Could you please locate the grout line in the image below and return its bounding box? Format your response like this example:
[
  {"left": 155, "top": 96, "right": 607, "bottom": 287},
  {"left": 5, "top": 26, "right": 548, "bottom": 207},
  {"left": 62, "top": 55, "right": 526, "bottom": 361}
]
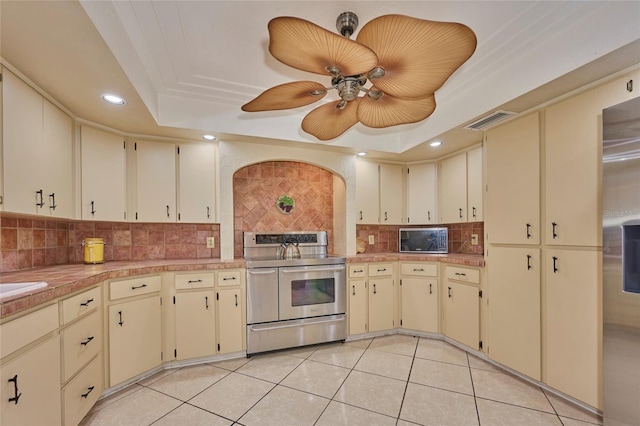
[
  {"left": 395, "top": 336, "right": 421, "bottom": 423},
  {"left": 467, "top": 351, "right": 482, "bottom": 425}
]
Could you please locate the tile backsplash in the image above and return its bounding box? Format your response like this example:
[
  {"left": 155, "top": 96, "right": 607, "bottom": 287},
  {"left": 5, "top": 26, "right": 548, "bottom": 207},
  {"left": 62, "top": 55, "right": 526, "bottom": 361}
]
[
  {"left": 0, "top": 214, "right": 219, "bottom": 272},
  {"left": 356, "top": 222, "right": 484, "bottom": 255}
]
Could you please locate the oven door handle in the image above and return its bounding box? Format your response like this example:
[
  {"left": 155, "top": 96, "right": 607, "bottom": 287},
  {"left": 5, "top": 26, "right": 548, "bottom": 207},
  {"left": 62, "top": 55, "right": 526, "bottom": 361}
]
[
  {"left": 280, "top": 265, "right": 345, "bottom": 274},
  {"left": 248, "top": 316, "right": 345, "bottom": 331}
]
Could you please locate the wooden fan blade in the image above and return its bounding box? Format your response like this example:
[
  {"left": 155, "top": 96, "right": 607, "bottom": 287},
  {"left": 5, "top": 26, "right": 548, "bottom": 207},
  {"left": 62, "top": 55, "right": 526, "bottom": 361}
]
[
  {"left": 268, "top": 17, "right": 378, "bottom": 77},
  {"left": 357, "top": 15, "right": 476, "bottom": 99},
  {"left": 302, "top": 100, "right": 360, "bottom": 140},
  {"left": 358, "top": 90, "right": 436, "bottom": 128},
  {"left": 241, "top": 81, "right": 327, "bottom": 112}
]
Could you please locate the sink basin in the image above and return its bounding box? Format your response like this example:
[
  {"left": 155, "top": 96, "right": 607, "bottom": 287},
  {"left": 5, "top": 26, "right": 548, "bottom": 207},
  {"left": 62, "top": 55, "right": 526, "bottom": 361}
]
[{"left": 0, "top": 282, "right": 48, "bottom": 300}]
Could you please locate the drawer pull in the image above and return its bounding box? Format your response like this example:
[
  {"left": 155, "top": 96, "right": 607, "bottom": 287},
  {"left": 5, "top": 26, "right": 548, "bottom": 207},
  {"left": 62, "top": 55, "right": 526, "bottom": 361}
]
[
  {"left": 81, "top": 336, "right": 95, "bottom": 346},
  {"left": 80, "top": 298, "right": 94, "bottom": 307},
  {"left": 377, "top": 268, "right": 386, "bottom": 272},
  {"left": 354, "top": 269, "right": 363, "bottom": 273},
  {"left": 454, "top": 272, "right": 467, "bottom": 277},
  {"left": 223, "top": 277, "right": 237, "bottom": 281},
  {"left": 118, "top": 311, "right": 124, "bottom": 327},
  {"left": 81, "top": 386, "right": 95, "bottom": 399},
  {"left": 205, "top": 296, "right": 209, "bottom": 310},
  {"left": 7, "top": 375, "right": 22, "bottom": 405},
  {"left": 131, "top": 284, "right": 148, "bottom": 290},
  {"left": 188, "top": 279, "right": 203, "bottom": 284},
  {"left": 413, "top": 268, "right": 424, "bottom": 272}
]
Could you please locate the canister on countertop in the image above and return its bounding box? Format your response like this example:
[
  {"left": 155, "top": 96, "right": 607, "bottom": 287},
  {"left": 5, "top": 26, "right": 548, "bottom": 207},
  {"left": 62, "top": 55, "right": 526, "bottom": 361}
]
[{"left": 82, "top": 238, "right": 105, "bottom": 264}]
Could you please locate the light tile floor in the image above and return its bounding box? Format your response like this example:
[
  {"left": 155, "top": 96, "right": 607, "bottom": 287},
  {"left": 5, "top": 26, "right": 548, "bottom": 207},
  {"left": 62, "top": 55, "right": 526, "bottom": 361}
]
[{"left": 80, "top": 335, "right": 603, "bottom": 426}]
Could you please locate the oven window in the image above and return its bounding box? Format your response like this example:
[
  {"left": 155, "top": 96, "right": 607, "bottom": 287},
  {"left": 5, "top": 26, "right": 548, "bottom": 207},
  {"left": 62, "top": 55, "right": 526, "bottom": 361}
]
[{"left": 291, "top": 278, "right": 335, "bottom": 306}]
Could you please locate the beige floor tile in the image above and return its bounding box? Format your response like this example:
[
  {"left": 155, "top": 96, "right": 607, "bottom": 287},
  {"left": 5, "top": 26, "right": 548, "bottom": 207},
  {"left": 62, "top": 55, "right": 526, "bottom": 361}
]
[
  {"left": 236, "top": 352, "right": 303, "bottom": 383},
  {"left": 345, "top": 337, "right": 373, "bottom": 349},
  {"left": 137, "top": 369, "right": 178, "bottom": 386},
  {"left": 400, "top": 382, "right": 479, "bottom": 425},
  {"left": 146, "top": 364, "right": 229, "bottom": 401},
  {"left": 334, "top": 370, "right": 406, "bottom": 417},
  {"left": 209, "top": 356, "right": 250, "bottom": 371},
  {"left": 79, "top": 387, "right": 181, "bottom": 426},
  {"left": 415, "top": 338, "right": 469, "bottom": 366},
  {"left": 560, "top": 417, "right": 605, "bottom": 426},
  {"left": 308, "top": 343, "right": 365, "bottom": 368},
  {"left": 544, "top": 390, "right": 603, "bottom": 425},
  {"left": 153, "top": 403, "right": 233, "bottom": 425},
  {"left": 281, "top": 359, "right": 350, "bottom": 398},
  {"left": 279, "top": 345, "right": 319, "bottom": 359},
  {"left": 188, "top": 372, "right": 274, "bottom": 420},
  {"left": 354, "top": 349, "right": 413, "bottom": 381},
  {"left": 87, "top": 384, "right": 144, "bottom": 413},
  {"left": 409, "top": 357, "right": 474, "bottom": 395},
  {"left": 468, "top": 354, "right": 504, "bottom": 373},
  {"left": 315, "top": 400, "right": 397, "bottom": 426},
  {"left": 476, "top": 398, "right": 563, "bottom": 425},
  {"left": 238, "top": 385, "right": 329, "bottom": 426},
  {"left": 369, "top": 334, "right": 419, "bottom": 356},
  {"left": 471, "top": 369, "right": 554, "bottom": 413}
]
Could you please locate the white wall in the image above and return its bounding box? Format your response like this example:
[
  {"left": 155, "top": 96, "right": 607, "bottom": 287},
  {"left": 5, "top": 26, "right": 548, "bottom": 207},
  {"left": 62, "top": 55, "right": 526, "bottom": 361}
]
[{"left": 218, "top": 140, "right": 357, "bottom": 259}]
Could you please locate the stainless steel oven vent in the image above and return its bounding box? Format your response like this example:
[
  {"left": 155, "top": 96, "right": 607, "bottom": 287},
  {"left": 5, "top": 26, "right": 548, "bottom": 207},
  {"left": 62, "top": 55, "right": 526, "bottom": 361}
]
[{"left": 463, "top": 110, "right": 517, "bottom": 131}]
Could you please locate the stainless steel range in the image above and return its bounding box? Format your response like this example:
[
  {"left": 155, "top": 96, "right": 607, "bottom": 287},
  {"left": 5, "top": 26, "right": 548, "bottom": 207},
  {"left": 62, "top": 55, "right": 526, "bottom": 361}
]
[{"left": 244, "top": 231, "right": 346, "bottom": 355}]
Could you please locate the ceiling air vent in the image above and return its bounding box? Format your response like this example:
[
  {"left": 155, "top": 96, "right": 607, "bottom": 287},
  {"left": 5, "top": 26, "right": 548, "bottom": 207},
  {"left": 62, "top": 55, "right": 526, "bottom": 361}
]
[{"left": 463, "top": 110, "right": 517, "bottom": 131}]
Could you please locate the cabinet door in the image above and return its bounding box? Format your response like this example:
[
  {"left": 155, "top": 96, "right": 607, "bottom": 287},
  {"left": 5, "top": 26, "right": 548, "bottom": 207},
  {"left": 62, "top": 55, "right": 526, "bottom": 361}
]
[
  {"left": 217, "top": 288, "right": 243, "bottom": 354},
  {"left": 545, "top": 79, "right": 628, "bottom": 246},
  {"left": 369, "top": 278, "right": 395, "bottom": 332},
  {"left": 175, "top": 291, "right": 216, "bottom": 360},
  {"left": 81, "top": 126, "right": 126, "bottom": 221},
  {"left": 439, "top": 152, "right": 467, "bottom": 223},
  {"left": 355, "top": 160, "right": 379, "bottom": 224},
  {"left": 1, "top": 335, "right": 61, "bottom": 426},
  {"left": 466, "top": 146, "right": 483, "bottom": 222},
  {"left": 42, "top": 99, "right": 73, "bottom": 218},
  {"left": 136, "top": 141, "right": 176, "bottom": 222},
  {"left": 487, "top": 247, "right": 540, "bottom": 380},
  {"left": 2, "top": 70, "right": 46, "bottom": 215},
  {"left": 485, "top": 112, "right": 540, "bottom": 244},
  {"left": 109, "top": 296, "right": 162, "bottom": 386},
  {"left": 401, "top": 277, "right": 438, "bottom": 332},
  {"left": 545, "top": 249, "right": 600, "bottom": 408},
  {"left": 379, "top": 163, "right": 403, "bottom": 224},
  {"left": 178, "top": 144, "right": 216, "bottom": 222},
  {"left": 348, "top": 280, "right": 368, "bottom": 335},
  {"left": 407, "top": 163, "right": 437, "bottom": 224},
  {"left": 443, "top": 282, "right": 480, "bottom": 349}
]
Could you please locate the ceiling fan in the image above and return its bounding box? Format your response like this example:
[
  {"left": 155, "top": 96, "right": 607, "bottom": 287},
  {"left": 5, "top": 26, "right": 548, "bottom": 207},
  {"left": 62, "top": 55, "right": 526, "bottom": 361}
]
[{"left": 241, "top": 12, "right": 477, "bottom": 141}]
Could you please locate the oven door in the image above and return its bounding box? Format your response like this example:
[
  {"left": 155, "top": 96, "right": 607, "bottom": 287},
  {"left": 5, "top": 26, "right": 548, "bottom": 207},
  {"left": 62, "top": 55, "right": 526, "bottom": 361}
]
[{"left": 278, "top": 264, "right": 346, "bottom": 321}]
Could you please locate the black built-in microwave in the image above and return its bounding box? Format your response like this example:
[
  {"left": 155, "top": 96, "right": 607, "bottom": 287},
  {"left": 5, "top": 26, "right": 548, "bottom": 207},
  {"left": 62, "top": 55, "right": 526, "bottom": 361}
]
[{"left": 399, "top": 228, "right": 448, "bottom": 253}]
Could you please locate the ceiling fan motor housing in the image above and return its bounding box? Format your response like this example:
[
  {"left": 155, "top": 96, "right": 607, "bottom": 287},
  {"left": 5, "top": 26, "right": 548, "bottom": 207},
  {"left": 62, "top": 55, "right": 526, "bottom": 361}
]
[{"left": 336, "top": 12, "right": 358, "bottom": 37}]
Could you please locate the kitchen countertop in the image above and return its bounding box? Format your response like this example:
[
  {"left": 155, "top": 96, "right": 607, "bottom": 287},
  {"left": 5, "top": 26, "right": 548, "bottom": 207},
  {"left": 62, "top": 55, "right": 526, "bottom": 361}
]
[{"left": 0, "top": 253, "right": 483, "bottom": 318}]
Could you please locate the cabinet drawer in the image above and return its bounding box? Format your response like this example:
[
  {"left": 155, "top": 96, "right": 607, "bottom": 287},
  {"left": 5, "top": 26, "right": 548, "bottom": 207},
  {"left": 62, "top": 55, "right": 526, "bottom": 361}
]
[
  {"left": 0, "top": 304, "right": 58, "bottom": 359},
  {"left": 175, "top": 273, "right": 215, "bottom": 289},
  {"left": 61, "top": 310, "right": 102, "bottom": 381},
  {"left": 349, "top": 265, "right": 367, "bottom": 278},
  {"left": 109, "top": 275, "right": 161, "bottom": 300},
  {"left": 401, "top": 263, "right": 438, "bottom": 277},
  {"left": 218, "top": 270, "right": 242, "bottom": 287},
  {"left": 446, "top": 266, "right": 480, "bottom": 284},
  {"left": 61, "top": 287, "right": 102, "bottom": 325},
  {"left": 368, "top": 263, "right": 394, "bottom": 277},
  {"left": 63, "top": 355, "right": 103, "bottom": 426}
]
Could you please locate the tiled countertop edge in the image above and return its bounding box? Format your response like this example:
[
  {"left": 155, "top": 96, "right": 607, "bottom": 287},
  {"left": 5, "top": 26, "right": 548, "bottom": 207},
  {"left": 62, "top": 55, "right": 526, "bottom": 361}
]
[{"left": 1, "top": 254, "right": 483, "bottom": 318}]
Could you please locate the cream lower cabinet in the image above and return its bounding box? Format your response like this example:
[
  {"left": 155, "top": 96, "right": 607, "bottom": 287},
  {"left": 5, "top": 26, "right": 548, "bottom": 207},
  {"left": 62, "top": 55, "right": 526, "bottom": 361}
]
[
  {"left": 175, "top": 290, "right": 216, "bottom": 360},
  {"left": 486, "top": 248, "right": 540, "bottom": 380},
  {"left": 545, "top": 249, "right": 601, "bottom": 408},
  {"left": 443, "top": 266, "right": 482, "bottom": 350},
  {"left": 107, "top": 276, "right": 162, "bottom": 387},
  {"left": 348, "top": 278, "right": 368, "bottom": 335},
  {"left": 216, "top": 287, "right": 243, "bottom": 354},
  {"left": 400, "top": 262, "right": 438, "bottom": 332},
  {"left": 368, "top": 263, "right": 396, "bottom": 332}
]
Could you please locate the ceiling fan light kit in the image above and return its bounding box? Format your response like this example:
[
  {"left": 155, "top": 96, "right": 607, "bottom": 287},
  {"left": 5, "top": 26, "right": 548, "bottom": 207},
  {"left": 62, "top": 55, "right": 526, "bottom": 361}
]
[{"left": 241, "top": 12, "right": 477, "bottom": 141}]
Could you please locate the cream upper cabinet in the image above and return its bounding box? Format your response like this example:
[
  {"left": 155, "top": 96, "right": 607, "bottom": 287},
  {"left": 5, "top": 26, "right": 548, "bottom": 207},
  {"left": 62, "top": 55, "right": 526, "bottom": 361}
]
[
  {"left": 486, "top": 247, "right": 540, "bottom": 380},
  {"left": 81, "top": 126, "right": 126, "bottom": 221},
  {"left": 135, "top": 140, "right": 177, "bottom": 222},
  {"left": 545, "top": 249, "right": 600, "bottom": 408},
  {"left": 485, "top": 112, "right": 540, "bottom": 244},
  {"left": 2, "top": 70, "right": 73, "bottom": 218},
  {"left": 466, "top": 146, "right": 483, "bottom": 222},
  {"left": 355, "top": 159, "right": 379, "bottom": 223},
  {"left": 379, "top": 163, "right": 404, "bottom": 224},
  {"left": 438, "top": 152, "right": 467, "bottom": 223},
  {"left": 177, "top": 143, "right": 216, "bottom": 223},
  {"left": 545, "top": 78, "right": 628, "bottom": 247},
  {"left": 407, "top": 163, "right": 437, "bottom": 224}
]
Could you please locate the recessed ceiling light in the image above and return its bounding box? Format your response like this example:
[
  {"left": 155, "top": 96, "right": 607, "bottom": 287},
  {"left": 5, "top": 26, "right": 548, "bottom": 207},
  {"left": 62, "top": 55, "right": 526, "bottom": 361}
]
[
  {"left": 429, "top": 141, "right": 442, "bottom": 147},
  {"left": 203, "top": 134, "right": 217, "bottom": 141},
  {"left": 356, "top": 152, "right": 368, "bottom": 156},
  {"left": 101, "top": 94, "right": 126, "bottom": 105}
]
